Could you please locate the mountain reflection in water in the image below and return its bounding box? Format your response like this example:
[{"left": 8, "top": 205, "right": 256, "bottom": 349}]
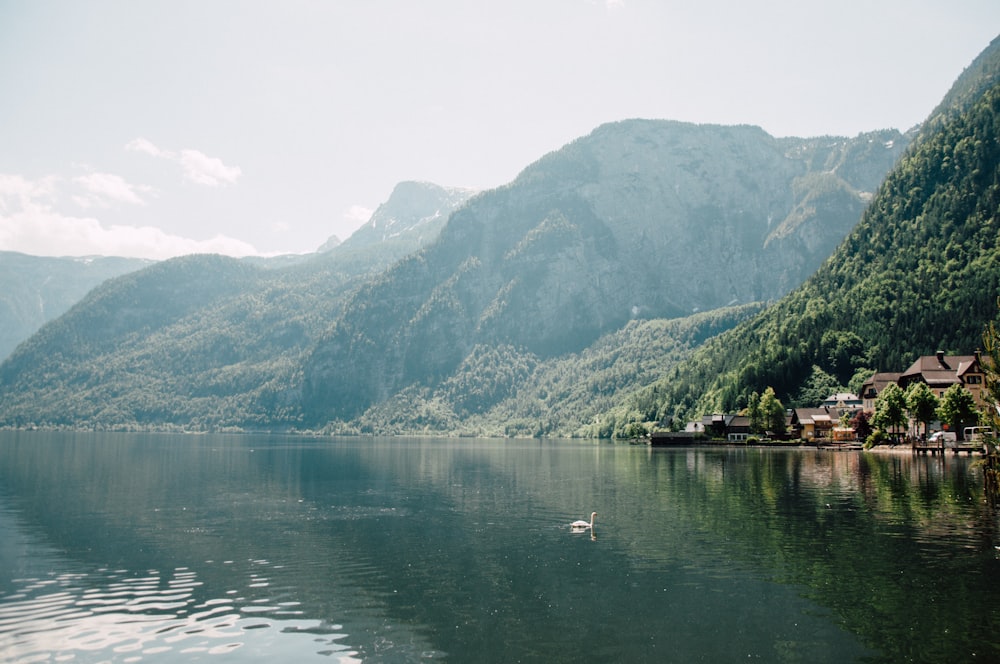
[{"left": 0, "top": 432, "right": 998, "bottom": 663}]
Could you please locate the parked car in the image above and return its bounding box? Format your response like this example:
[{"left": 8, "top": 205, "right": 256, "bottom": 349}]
[
  {"left": 963, "top": 426, "right": 993, "bottom": 442},
  {"left": 929, "top": 431, "right": 957, "bottom": 446}
]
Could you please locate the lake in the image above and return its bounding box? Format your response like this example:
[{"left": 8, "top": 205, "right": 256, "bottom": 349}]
[{"left": 0, "top": 432, "right": 998, "bottom": 663}]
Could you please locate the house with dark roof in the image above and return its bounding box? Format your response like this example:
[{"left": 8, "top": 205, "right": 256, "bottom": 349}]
[
  {"left": 688, "top": 413, "right": 788, "bottom": 440},
  {"left": 860, "top": 372, "right": 902, "bottom": 412},
  {"left": 696, "top": 414, "right": 746, "bottom": 439},
  {"left": 896, "top": 351, "right": 986, "bottom": 406}
]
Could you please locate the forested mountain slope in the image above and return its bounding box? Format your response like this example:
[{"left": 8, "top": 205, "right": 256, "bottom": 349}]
[
  {"left": 0, "top": 252, "right": 150, "bottom": 361},
  {"left": 0, "top": 255, "right": 269, "bottom": 426},
  {"left": 349, "top": 303, "right": 765, "bottom": 437},
  {"left": 923, "top": 35, "right": 1000, "bottom": 136},
  {"left": 603, "top": 75, "right": 1000, "bottom": 434},
  {"left": 0, "top": 211, "right": 464, "bottom": 429}
]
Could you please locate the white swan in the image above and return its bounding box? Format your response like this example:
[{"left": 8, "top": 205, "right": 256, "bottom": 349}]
[{"left": 570, "top": 512, "right": 597, "bottom": 530}]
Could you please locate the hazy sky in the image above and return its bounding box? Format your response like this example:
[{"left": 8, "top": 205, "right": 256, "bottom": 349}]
[{"left": 1, "top": 1, "right": 998, "bottom": 260}]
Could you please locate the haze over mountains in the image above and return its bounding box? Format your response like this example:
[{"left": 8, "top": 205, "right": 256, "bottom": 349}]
[{"left": 2, "top": 35, "right": 998, "bottom": 436}]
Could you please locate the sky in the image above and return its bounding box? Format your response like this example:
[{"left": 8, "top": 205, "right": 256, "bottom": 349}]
[{"left": 0, "top": 1, "right": 998, "bottom": 261}]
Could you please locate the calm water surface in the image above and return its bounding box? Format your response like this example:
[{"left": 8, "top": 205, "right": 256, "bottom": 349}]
[{"left": 1, "top": 432, "right": 999, "bottom": 663}]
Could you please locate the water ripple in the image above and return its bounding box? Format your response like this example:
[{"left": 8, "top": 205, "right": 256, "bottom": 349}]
[{"left": 0, "top": 566, "right": 359, "bottom": 663}]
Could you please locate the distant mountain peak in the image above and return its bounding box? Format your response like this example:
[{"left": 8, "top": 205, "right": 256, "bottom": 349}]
[
  {"left": 339, "top": 181, "right": 477, "bottom": 250},
  {"left": 316, "top": 235, "right": 341, "bottom": 253},
  {"left": 313, "top": 181, "right": 477, "bottom": 254}
]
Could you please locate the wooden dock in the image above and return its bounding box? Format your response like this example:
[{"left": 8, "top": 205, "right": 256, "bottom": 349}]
[
  {"left": 816, "top": 441, "right": 864, "bottom": 451},
  {"left": 911, "top": 443, "right": 982, "bottom": 455},
  {"left": 649, "top": 431, "right": 705, "bottom": 446}
]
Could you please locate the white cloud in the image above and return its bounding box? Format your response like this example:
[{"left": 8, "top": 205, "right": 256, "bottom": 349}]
[
  {"left": 0, "top": 173, "right": 259, "bottom": 260},
  {"left": 125, "top": 137, "right": 167, "bottom": 158},
  {"left": 126, "top": 138, "right": 242, "bottom": 187},
  {"left": 0, "top": 174, "right": 58, "bottom": 213},
  {"left": 73, "top": 172, "right": 152, "bottom": 208},
  {"left": 178, "top": 149, "right": 242, "bottom": 186}
]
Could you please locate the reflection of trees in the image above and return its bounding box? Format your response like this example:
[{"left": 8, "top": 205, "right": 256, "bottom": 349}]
[
  {"left": 620, "top": 448, "right": 998, "bottom": 663},
  {"left": 2, "top": 434, "right": 998, "bottom": 662}
]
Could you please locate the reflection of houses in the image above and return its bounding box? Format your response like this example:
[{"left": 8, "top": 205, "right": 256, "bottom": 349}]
[{"left": 861, "top": 373, "right": 901, "bottom": 411}]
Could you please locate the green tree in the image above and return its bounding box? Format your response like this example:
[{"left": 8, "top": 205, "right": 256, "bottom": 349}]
[
  {"left": 981, "top": 310, "right": 1000, "bottom": 498},
  {"left": 848, "top": 368, "right": 875, "bottom": 401},
  {"left": 872, "top": 382, "right": 907, "bottom": 444},
  {"left": 746, "top": 390, "right": 763, "bottom": 433},
  {"left": 794, "top": 365, "right": 843, "bottom": 408},
  {"left": 759, "top": 386, "right": 786, "bottom": 435},
  {"left": 905, "top": 381, "right": 940, "bottom": 440},
  {"left": 937, "top": 383, "right": 980, "bottom": 439},
  {"left": 820, "top": 330, "right": 866, "bottom": 384}
]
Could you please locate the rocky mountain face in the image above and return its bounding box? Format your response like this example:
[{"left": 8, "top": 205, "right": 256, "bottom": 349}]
[
  {"left": 339, "top": 181, "right": 477, "bottom": 251},
  {"left": 302, "top": 120, "right": 908, "bottom": 423},
  {"left": 0, "top": 252, "right": 151, "bottom": 361}
]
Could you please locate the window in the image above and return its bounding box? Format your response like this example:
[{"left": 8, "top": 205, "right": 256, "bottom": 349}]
[{"left": 965, "top": 374, "right": 983, "bottom": 385}]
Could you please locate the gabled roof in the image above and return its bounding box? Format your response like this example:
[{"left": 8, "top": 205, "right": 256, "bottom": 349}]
[
  {"left": 728, "top": 415, "right": 751, "bottom": 429},
  {"left": 791, "top": 407, "right": 837, "bottom": 425},
  {"left": 861, "top": 372, "right": 902, "bottom": 391},
  {"left": 900, "top": 352, "right": 981, "bottom": 387},
  {"left": 702, "top": 414, "right": 748, "bottom": 427}
]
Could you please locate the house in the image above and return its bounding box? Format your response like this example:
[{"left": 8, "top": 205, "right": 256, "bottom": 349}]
[
  {"left": 860, "top": 351, "right": 993, "bottom": 440},
  {"left": 822, "top": 393, "right": 862, "bottom": 410},
  {"left": 688, "top": 414, "right": 756, "bottom": 440},
  {"left": 896, "top": 351, "right": 987, "bottom": 407},
  {"left": 726, "top": 415, "right": 751, "bottom": 441},
  {"left": 860, "top": 372, "right": 902, "bottom": 412},
  {"left": 701, "top": 414, "right": 735, "bottom": 438},
  {"left": 790, "top": 407, "right": 839, "bottom": 441},
  {"left": 699, "top": 414, "right": 728, "bottom": 437}
]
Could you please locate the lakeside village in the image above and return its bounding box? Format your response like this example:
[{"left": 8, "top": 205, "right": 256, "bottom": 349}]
[{"left": 651, "top": 351, "right": 993, "bottom": 454}]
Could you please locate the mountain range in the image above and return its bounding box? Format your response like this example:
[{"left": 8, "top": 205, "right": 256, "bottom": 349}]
[{"left": 1, "top": 34, "right": 998, "bottom": 435}]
